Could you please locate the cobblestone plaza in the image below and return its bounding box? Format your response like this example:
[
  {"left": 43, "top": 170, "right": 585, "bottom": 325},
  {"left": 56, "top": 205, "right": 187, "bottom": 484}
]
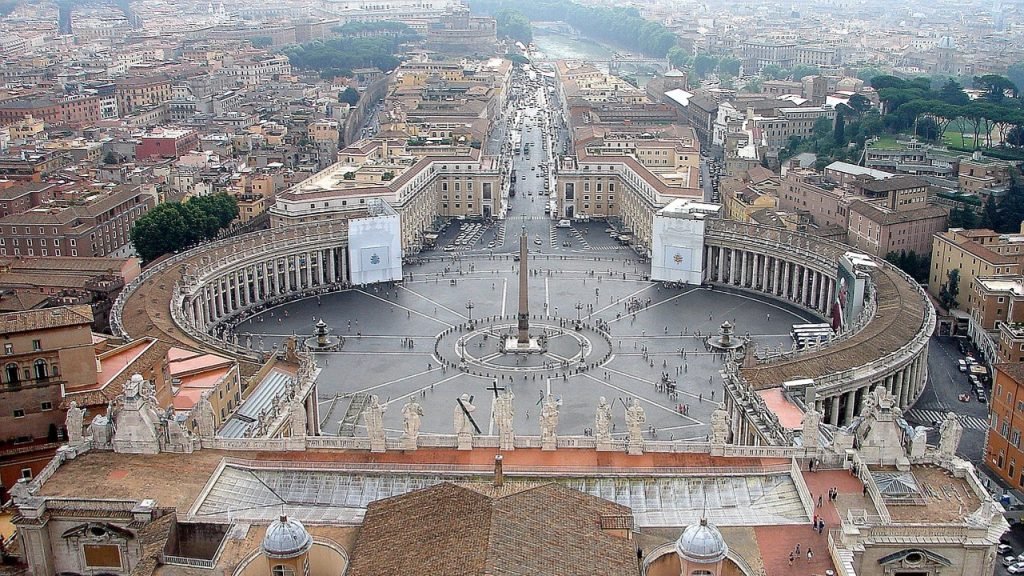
[{"left": 238, "top": 253, "right": 819, "bottom": 440}]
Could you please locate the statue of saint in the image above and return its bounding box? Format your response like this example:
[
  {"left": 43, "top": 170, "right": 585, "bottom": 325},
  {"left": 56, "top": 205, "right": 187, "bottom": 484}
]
[
  {"left": 494, "top": 387, "right": 515, "bottom": 449},
  {"left": 363, "top": 395, "right": 386, "bottom": 443},
  {"left": 402, "top": 401, "right": 422, "bottom": 440},
  {"left": 801, "top": 408, "right": 822, "bottom": 448},
  {"left": 454, "top": 393, "right": 476, "bottom": 436},
  {"left": 938, "top": 412, "right": 964, "bottom": 457},
  {"left": 65, "top": 401, "right": 86, "bottom": 444},
  {"left": 710, "top": 406, "right": 731, "bottom": 445},
  {"left": 540, "top": 394, "right": 559, "bottom": 443},
  {"left": 626, "top": 398, "right": 645, "bottom": 445},
  {"left": 595, "top": 396, "right": 613, "bottom": 442},
  {"left": 290, "top": 392, "right": 308, "bottom": 438}
]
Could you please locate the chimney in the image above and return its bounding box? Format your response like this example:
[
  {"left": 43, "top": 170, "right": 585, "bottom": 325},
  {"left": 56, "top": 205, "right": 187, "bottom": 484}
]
[{"left": 494, "top": 454, "right": 503, "bottom": 487}]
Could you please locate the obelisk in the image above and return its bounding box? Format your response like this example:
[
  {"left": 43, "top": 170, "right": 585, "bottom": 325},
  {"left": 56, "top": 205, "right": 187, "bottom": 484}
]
[{"left": 517, "top": 227, "right": 530, "bottom": 345}]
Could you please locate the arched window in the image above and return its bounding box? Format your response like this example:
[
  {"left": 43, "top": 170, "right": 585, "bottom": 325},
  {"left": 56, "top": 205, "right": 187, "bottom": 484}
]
[
  {"left": 34, "top": 359, "right": 47, "bottom": 380},
  {"left": 271, "top": 565, "right": 294, "bottom": 576},
  {"left": 691, "top": 571, "right": 713, "bottom": 576},
  {"left": 5, "top": 363, "right": 18, "bottom": 384}
]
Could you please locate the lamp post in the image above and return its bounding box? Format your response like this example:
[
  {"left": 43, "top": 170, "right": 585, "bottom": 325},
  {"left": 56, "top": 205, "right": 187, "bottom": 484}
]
[
  {"left": 466, "top": 300, "right": 475, "bottom": 325},
  {"left": 575, "top": 301, "right": 584, "bottom": 322}
]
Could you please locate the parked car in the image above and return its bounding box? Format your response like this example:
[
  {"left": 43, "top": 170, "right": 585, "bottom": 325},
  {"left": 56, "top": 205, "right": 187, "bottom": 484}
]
[
  {"left": 976, "top": 390, "right": 988, "bottom": 403},
  {"left": 958, "top": 359, "right": 968, "bottom": 372},
  {"left": 998, "top": 544, "right": 1013, "bottom": 556},
  {"left": 1008, "top": 561, "right": 1024, "bottom": 574},
  {"left": 1005, "top": 555, "right": 1018, "bottom": 566}
]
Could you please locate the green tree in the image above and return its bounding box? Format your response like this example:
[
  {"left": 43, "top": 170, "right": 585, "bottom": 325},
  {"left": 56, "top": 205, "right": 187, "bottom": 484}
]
[
  {"left": 130, "top": 194, "right": 239, "bottom": 263},
  {"left": 339, "top": 87, "right": 360, "bottom": 106},
  {"left": 760, "top": 64, "right": 785, "bottom": 80},
  {"left": 834, "top": 111, "right": 846, "bottom": 146},
  {"left": 949, "top": 204, "right": 978, "bottom": 229},
  {"left": 974, "top": 74, "right": 1019, "bottom": 101},
  {"left": 857, "top": 67, "right": 884, "bottom": 82},
  {"left": 939, "top": 268, "right": 960, "bottom": 310},
  {"left": 743, "top": 77, "right": 763, "bottom": 93},
  {"left": 938, "top": 78, "right": 970, "bottom": 106},
  {"left": 495, "top": 8, "right": 532, "bottom": 43},
  {"left": 846, "top": 94, "right": 873, "bottom": 115},
  {"left": 693, "top": 53, "right": 717, "bottom": 79},
  {"left": 981, "top": 194, "right": 1000, "bottom": 230},
  {"left": 667, "top": 46, "right": 690, "bottom": 70},
  {"left": 1008, "top": 125, "right": 1024, "bottom": 147},
  {"left": 790, "top": 64, "right": 820, "bottom": 81},
  {"left": 718, "top": 57, "right": 741, "bottom": 77},
  {"left": 915, "top": 116, "right": 940, "bottom": 141},
  {"left": 1008, "top": 62, "right": 1024, "bottom": 97}
]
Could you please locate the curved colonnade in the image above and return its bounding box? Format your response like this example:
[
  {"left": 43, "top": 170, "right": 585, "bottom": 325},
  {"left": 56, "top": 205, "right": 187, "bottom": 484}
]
[
  {"left": 112, "top": 219, "right": 934, "bottom": 448},
  {"left": 703, "top": 220, "right": 935, "bottom": 445}
]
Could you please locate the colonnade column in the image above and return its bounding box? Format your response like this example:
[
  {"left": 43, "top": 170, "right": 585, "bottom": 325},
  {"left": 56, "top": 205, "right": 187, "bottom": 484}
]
[
  {"left": 843, "top": 390, "right": 856, "bottom": 424},
  {"left": 782, "top": 262, "right": 791, "bottom": 299},
  {"left": 730, "top": 249, "right": 739, "bottom": 285},
  {"left": 741, "top": 251, "right": 748, "bottom": 287},
  {"left": 829, "top": 396, "right": 840, "bottom": 426}
]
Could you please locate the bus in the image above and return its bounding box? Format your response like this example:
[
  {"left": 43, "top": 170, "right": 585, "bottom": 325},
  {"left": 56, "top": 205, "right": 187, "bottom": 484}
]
[{"left": 791, "top": 323, "right": 834, "bottom": 349}]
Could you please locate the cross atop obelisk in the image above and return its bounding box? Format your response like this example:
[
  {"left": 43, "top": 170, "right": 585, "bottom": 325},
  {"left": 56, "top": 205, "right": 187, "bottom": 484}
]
[{"left": 517, "top": 226, "right": 530, "bottom": 345}]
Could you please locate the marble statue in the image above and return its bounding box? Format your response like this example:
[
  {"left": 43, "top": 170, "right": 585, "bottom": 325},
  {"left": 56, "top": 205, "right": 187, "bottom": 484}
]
[
  {"left": 452, "top": 391, "right": 475, "bottom": 440},
  {"left": 626, "top": 398, "right": 645, "bottom": 455},
  {"left": 540, "top": 394, "right": 559, "bottom": 450},
  {"left": 401, "top": 400, "right": 423, "bottom": 449},
  {"left": 290, "top": 391, "right": 308, "bottom": 438},
  {"left": 494, "top": 387, "right": 515, "bottom": 451},
  {"left": 65, "top": 401, "right": 86, "bottom": 445},
  {"left": 710, "top": 406, "right": 731, "bottom": 445},
  {"left": 364, "top": 395, "right": 386, "bottom": 452},
  {"left": 124, "top": 373, "right": 141, "bottom": 398},
  {"left": 595, "top": 396, "right": 613, "bottom": 449},
  {"left": 938, "top": 412, "right": 964, "bottom": 458},
  {"left": 800, "top": 409, "right": 822, "bottom": 449},
  {"left": 196, "top": 393, "right": 216, "bottom": 439}
]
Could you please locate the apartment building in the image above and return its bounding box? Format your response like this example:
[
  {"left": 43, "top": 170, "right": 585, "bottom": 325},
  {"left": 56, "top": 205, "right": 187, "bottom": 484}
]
[
  {"left": 967, "top": 275, "right": 1024, "bottom": 364},
  {"left": 929, "top": 228, "right": 1024, "bottom": 301},
  {"left": 0, "top": 184, "right": 156, "bottom": 258},
  {"left": 0, "top": 305, "right": 96, "bottom": 500},
  {"left": 115, "top": 76, "right": 173, "bottom": 116},
  {"left": 985, "top": 363, "right": 1024, "bottom": 497},
  {"left": 779, "top": 169, "right": 853, "bottom": 230},
  {"left": 959, "top": 154, "right": 1012, "bottom": 198},
  {"left": 271, "top": 143, "right": 501, "bottom": 252},
  {"left": 136, "top": 127, "right": 200, "bottom": 159},
  {"left": 846, "top": 200, "right": 948, "bottom": 258}
]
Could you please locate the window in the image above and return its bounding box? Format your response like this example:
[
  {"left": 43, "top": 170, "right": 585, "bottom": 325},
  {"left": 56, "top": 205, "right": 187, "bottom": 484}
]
[
  {"left": 32, "top": 339, "right": 40, "bottom": 351},
  {"left": 272, "top": 566, "right": 295, "bottom": 576},
  {"left": 13, "top": 409, "right": 24, "bottom": 418},
  {"left": 40, "top": 401, "right": 52, "bottom": 411},
  {"left": 33, "top": 359, "right": 47, "bottom": 379},
  {"left": 20, "top": 468, "right": 31, "bottom": 480},
  {"left": 3, "top": 343, "right": 11, "bottom": 355}
]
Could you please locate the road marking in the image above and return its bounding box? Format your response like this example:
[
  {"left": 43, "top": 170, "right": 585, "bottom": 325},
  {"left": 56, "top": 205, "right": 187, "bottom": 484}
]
[{"left": 903, "top": 408, "right": 989, "bottom": 430}]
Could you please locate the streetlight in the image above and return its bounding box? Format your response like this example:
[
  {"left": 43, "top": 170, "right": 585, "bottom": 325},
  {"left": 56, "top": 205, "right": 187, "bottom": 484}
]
[
  {"left": 575, "top": 301, "right": 583, "bottom": 322},
  {"left": 466, "top": 300, "right": 475, "bottom": 323}
]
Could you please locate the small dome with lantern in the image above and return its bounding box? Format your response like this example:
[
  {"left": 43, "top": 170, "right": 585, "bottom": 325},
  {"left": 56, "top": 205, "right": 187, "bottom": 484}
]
[
  {"left": 262, "top": 515, "right": 313, "bottom": 559},
  {"left": 675, "top": 517, "right": 728, "bottom": 564}
]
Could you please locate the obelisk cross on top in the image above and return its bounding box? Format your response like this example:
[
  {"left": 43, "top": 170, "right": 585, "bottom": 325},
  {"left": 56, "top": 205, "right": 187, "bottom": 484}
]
[{"left": 517, "top": 226, "right": 530, "bottom": 345}]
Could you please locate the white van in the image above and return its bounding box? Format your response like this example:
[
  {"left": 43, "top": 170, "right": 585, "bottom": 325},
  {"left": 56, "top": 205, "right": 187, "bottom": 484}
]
[{"left": 556, "top": 219, "right": 571, "bottom": 228}]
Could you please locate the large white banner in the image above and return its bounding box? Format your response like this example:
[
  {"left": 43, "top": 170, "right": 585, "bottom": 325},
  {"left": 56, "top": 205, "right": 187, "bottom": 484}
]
[
  {"left": 348, "top": 213, "right": 402, "bottom": 285},
  {"left": 651, "top": 214, "right": 705, "bottom": 284}
]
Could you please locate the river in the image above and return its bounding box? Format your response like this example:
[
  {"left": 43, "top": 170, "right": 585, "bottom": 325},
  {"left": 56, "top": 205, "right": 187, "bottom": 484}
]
[{"left": 531, "top": 29, "right": 654, "bottom": 86}]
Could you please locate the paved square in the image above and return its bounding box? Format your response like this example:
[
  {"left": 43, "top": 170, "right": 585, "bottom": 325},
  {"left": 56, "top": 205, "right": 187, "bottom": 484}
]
[{"left": 240, "top": 254, "right": 820, "bottom": 442}]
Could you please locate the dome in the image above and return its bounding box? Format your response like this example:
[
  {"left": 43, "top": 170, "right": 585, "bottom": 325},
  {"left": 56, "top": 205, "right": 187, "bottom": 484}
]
[
  {"left": 937, "top": 36, "right": 956, "bottom": 50},
  {"left": 675, "top": 518, "right": 728, "bottom": 564},
  {"left": 262, "top": 515, "right": 313, "bottom": 559}
]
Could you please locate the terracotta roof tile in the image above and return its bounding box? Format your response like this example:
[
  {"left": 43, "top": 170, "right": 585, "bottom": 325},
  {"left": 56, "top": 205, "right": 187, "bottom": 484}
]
[{"left": 347, "top": 482, "right": 640, "bottom": 576}]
